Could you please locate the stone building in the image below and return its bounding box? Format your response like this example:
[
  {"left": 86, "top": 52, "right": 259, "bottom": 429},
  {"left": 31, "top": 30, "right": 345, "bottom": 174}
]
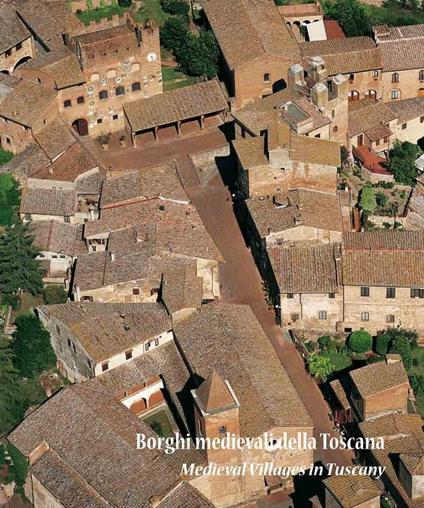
[
  {"left": 341, "top": 231, "right": 424, "bottom": 335},
  {"left": 9, "top": 304, "right": 313, "bottom": 508},
  {"left": 323, "top": 475, "right": 381, "bottom": 508},
  {"left": 38, "top": 302, "right": 172, "bottom": 382},
  {"left": 203, "top": 0, "right": 301, "bottom": 109},
  {"left": 29, "top": 221, "right": 86, "bottom": 284},
  {"left": 348, "top": 356, "right": 410, "bottom": 421},
  {"left": 0, "top": 1, "right": 34, "bottom": 75},
  {"left": 268, "top": 242, "right": 343, "bottom": 330},
  {"left": 359, "top": 413, "right": 424, "bottom": 507},
  {"left": 233, "top": 115, "right": 341, "bottom": 198}
]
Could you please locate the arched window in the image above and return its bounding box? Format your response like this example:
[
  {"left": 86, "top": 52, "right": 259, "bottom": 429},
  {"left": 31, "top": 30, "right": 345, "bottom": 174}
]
[
  {"left": 131, "top": 82, "right": 141, "bottom": 92},
  {"left": 63, "top": 99, "right": 72, "bottom": 108},
  {"left": 115, "top": 86, "right": 125, "bottom": 96},
  {"left": 418, "top": 88, "right": 424, "bottom": 97},
  {"left": 392, "top": 72, "right": 399, "bottom": 83},
  {"left": 91, "top": 73, "right": 100, "bottom": 82},
  {"left": 99, "top": 90, "right": 108, "bottom": 100},
  {"left": 333, "top": 125, "right": 338, "bottom": 134},
  {"left": 348, "top": 73, "right": 355, "bottom": 83},
  {"left": 264, "top": 73, "right": 271, "bottom": 82},
  {"left": 77, "top": 96, "right": 85, "bottom": 104},
  {"left": 107, "top": 69, "right": 117, "bottom": 79},
  {"left": 391, "top": 89, "right": 400, "bottom": 100},
  {"left": 419, "top": 70, "right": 424, "bottom": 81},
  {"left": 348, "top": 90, "right": 359, "bottom": 101},
  {"left": 366, "top": 89, "right": 377, "bottom": 100}
]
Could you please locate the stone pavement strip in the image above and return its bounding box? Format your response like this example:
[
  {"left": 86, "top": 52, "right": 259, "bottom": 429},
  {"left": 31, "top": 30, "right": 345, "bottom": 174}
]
[{"left": 188, "top": 172, "right": 354, "bottom": 468}]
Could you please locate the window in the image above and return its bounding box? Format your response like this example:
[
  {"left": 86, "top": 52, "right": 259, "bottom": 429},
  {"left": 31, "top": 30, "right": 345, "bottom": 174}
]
[
  {"left": 349, "top": 73, "right": 354, "bottom": 83},
  {"left": 360, "top": 286, "right": 370, "bottom": 297},
  {"left": 315, "top": 134, "right": 321, "bottom": 138},
  {"left": 348, "top": 90, "right": 359, "bottom": 101},
  {"left": 99, "top": 90, "right": 108, "bottom": 100},
  {"left": 420, "top": 70, "right": 424, "bottom": 81},
  {"left": 87, "top": 358, "right": 92, "bottom": 368},
  {"left": 132, "top": 288, "right": 140, "bottom": 296},
  {"left": 392, "top": 72, "right": 399, "bottom": 83},
  {"left": 113, "top": 114, "right": 119, "bottom": 120},
  {"left": 391, "top": 89, "right": 400, "bottom": 100},
  {"left": 386, "top": 287, "right": 396, "bottom": 298},
  {"left": 373, "top": 70, "right": 379, "bottom": 79},
  {"left": 331, "top": 109, "right": 335, "bottom": 119},
  {"left": 376, "top": 139, "right": 380, "bottom": 146},
  {"left": 96, "top": 118, "right": 103, "bottom": 124},
  {"left": 131, "top": 82, "right": 141, "bottom": 92},
  {"left": 329, "top": 293, "right": 335, "bottom": 299},
  {"left": 219, "top": 425, "right": 227, "bottom": 434},
  {"left": 421, "top": 116, "right": 424, "bottom": 124},
  {"left": 366, "top": 89, "right": 377, "bottom": 100},
  {"left": 402, "top": 123, "right": 407, "bottom": 130},
  {"left": 101, "top": 362, "right": 109, "bottom": 372},
  {"left": 63, "top": 99, "right": 72, "bottom": 108},
  {"left": 386, "top": 315, "right": 395, "bottom": 323},
  {"left": 264, "top": 73, "right": 271, "bottom": 82},
  {"left": 24, "top": 213, "right": 31, "bottom": 221},
  {"left": 333, "top": 126, "right": 338, "bottom": 134},
  {"left": 5, "top": 49, "right": 11, "bottom": 57},
  {"left": 411, "top": 288, "right": 424, "bottom": 298},
  {"left": 56, "top": 325, "right": 61, "bottom": 336},
  {"left": 67, "top": 339, "right": 72, "bottom": 348},
  {"left": 16, "top": 42, "right": 22, "bottom": 51},
  {"left": 115, "top": 86, "right": 125, "bottom": 96},
  {"left": 64, "top": 216, "right": 70, "bottom": 223},
  {"left": 77, "top": 96, "right": 85, "bottom": 104},
  {"left": 125, "top": 350, "right": 133, "bottom": 360},
  {"left": 287, "top": 293, "right": 294, "bottom": 299},
  {"left": 361, "top": 312, "right": 369, "bottom": 321},
  {"left": 318, "top": 310, "right": 327, "bottom": 320},
  {"left": 384, "top": 136, "right": 388, "bottom": 143},
  {"left": 6, "top": 137, "right": 11, "bottom": 145}
]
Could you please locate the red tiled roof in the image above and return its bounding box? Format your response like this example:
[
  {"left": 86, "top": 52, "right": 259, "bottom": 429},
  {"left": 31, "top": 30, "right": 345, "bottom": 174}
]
[
  {"left": 353, "top": 146, "right": 391, "bottom": 175},
  {"left": 324, "top": 20, "right": 346, "bottom": 40}
]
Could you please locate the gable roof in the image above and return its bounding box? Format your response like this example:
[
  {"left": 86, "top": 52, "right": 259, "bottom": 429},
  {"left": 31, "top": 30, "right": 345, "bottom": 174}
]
[
  {"left": 203, "top": 0, "right": 300, "bottom": 70},
  {"left": 0, "top": 80, "right": 56, "bottom": 127},
  {"left": 29, "top": 220, "right": 86, "bottom": 257},
  {"left": 323, "top": 475, "right": 381, "bottom": 508},
  {"left": 300, "top": 37, "right": 381, "bottom": 75},
  {"left": 269, "top": 242, "right": 341, "bottom": 294},
  {"left": 20, "top": 188, "right": 77, "bottom": 217},
  {"left": 348, "top": 99, "right": 397, "bottom": 138},
  {"left": 39, "top": 302, "right": 171, "bottom": 363},
  {"left": 349, "top": 359, "right": 409, "bottom": 399},
  {"left": 0, "top": 1, "right": 30, "bottom": 54},
  {"left": 174, "top": 303, "right": 312, "bottom": 436},
  {"left": 124, "top": 80, "right": 228, "bottom": 132},
  {"left": 33, "top": 118, "right": 76, "bottom": 160}
]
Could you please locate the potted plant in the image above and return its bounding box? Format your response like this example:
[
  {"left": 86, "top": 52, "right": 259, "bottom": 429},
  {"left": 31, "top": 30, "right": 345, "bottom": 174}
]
[{"left": 97, "top": 132, "right": 111, "bottom": 150}]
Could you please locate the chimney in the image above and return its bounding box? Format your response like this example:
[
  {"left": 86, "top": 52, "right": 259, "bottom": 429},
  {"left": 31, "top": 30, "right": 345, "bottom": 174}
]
[
  {"left": 288, "top": 63, "right": 305, "bottom": 87},
  {"left": 332, "top": 74, "right": 348, "bottom": 100},
  {"left": 311, "top": 82, "right": 328, "bottom": 109},
  {"left": 308, "top": 56, "right": 327, "bottom": 83}
]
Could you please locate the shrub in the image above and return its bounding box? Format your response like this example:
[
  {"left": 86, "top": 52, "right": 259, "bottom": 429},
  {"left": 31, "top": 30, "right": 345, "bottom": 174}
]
[
  {"left": 318, "top": 335, "right": 332, "bottom": 351},
  {"left": 308, "top": 353, "right": 336, "bottom": 382},
  {"left": 161, "top": 0, "right": 189, "bottom": 18},
  {"left": 43, "top": 285, "right": 68, "bottom": 305},
  {"left": 348, "top": 330, "right": 373, "bottom": 353},
  {"left": 390, "top": 335, "right": 413, "bottom": 370},
  {"left": 375, "top": 332, "right": 391, "bottom": 355},
  {"left": 409, "top": 374, "right": 424, "bottom": 395},
  {"left": 6, "top": 443, "right": 28, "bottom": 494},
  {"left": 360, "top": 186, "right": 377, "bottom": 214},
  {"left": 328, "top": 350, "right": 352, "bottom": 372},
  {"left": 1, "top": 293, "right": 20, "bottom": 310}
]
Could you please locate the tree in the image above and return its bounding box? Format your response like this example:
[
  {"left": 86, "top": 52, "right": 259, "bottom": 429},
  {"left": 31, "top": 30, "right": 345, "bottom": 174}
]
[
  {"left": 324, "top": 0, "right": 371, "bottom": 36},
  {"left": 308, "top": 353, "right": 335, "bottom": 381},
  {"left": 0, "top": 148, "right": 13, "bottom": 167},
  {"left": 390, "top": 334, "right": 413, "bottom": 370},
  {"left": 360, "top": 186, "right": 377, "bottom": 215},
  {"left": 180, "top": 29, "right": 220, "bottom": 79},
  {"left": 388, "top": 141, "right": 422, "bottom": 186},
  {"left": 43, "top": 285, "right": 68, "bottom": 305},
  {"left": 0, "top": 173, "right": 20, "bottom": 226},
  {"left": 161, "top": 0, "right": 189, "bottom": 18},
  {"left": 0, "top": 222, "right": 43, "bottom": 298},
  {"left": 118, "top": 0, "right": 132, "bottom": 6},
  {"left": 12, "top": 315, "right": 56, "bottom": 378},
  {"left": 348, "top": 330, "right": 372, "bottom": 353},
  {"left": 409, "top": 374, "right": 424, "bottom": 395},
  {"left": 375, "top": 332, "right": 391, "bottom": 355},
  {"left": 0, "top": 337, "right": 25, "bottom": 434},
  {"left": 160, "top": 16, "right": 190, "bottom": 52}
]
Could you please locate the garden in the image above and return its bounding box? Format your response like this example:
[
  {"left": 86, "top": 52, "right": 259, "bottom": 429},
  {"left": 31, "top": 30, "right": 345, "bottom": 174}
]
[{"left": 304, "top": 328, "right": 424, "bottom": 416}]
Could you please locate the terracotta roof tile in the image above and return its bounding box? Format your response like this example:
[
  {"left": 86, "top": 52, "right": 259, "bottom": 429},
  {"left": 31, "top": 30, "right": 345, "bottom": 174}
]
[
  {"left": 204, "top": 0, "right": 300, "bottom": 70},
  {"left": 197, "top": 370, "right": 237, "bottom": 413},
  {"left": 29, "top": 220, "right": 86, "bottom": 256},
  {"left": 387, "top": 97, "right": 424, "bottom": 124},
  {"left": 323, "top": 475, "right": 381, "bottom": 508},
  {"left": 33, "top": 119, "right": 76, "bottom": 160},
  {"left": 0, "top": 1, "right": 30, "bottom": 54},
  {"left": 124, "top": 80, "right": 228, "bottom": 132},
  {"left": 269, "top": 242, "right": 341, "bottom": 294},
  {"left": 20, "top": 188, "right": 77, "bottom": 217},
  {"left": 349, "top": 359, "right": 408, "bottom": 398}
]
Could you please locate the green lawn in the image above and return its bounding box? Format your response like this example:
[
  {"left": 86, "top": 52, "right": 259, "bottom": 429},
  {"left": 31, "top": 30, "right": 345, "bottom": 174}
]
[
  {"left": 135, "top": 0, "right": 168, "bottom": 26},
  {"left": 415, "top": 395, "right": 424, "bottom": 417},
  {"left": 162, "top": 66, "right": 198, "bottom": 91},
  {"left": 364, "top": 4, "right": 424, "bottom": 27},
  {"left": 410, "top": 347, "right": 424, "bottom": 376},
  {"left": 144, "top": 408, "right": 174, "bottom": 437},
  {"left": 76, "top": 4, "right": 126, "bottom": 25},
  {"left": 11, "top": 293, "right": 44, "bottom": 320}
]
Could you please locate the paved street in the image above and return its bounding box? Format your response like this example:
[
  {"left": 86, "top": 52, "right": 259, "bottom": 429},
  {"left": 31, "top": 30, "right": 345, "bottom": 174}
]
[{"left": 187, "top": 169, "right": 354, "bottom": 468}]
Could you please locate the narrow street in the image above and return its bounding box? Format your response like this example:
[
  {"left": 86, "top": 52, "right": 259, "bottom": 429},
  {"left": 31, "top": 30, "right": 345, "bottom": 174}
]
[{"left": 187, "top": 166, "right": 354, "bottom": 468}]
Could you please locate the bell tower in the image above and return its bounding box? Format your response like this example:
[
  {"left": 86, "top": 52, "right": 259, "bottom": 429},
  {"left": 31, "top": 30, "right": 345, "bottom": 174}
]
[{"left": 192, "top": 370, "right": 240, "bottom": 465}]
